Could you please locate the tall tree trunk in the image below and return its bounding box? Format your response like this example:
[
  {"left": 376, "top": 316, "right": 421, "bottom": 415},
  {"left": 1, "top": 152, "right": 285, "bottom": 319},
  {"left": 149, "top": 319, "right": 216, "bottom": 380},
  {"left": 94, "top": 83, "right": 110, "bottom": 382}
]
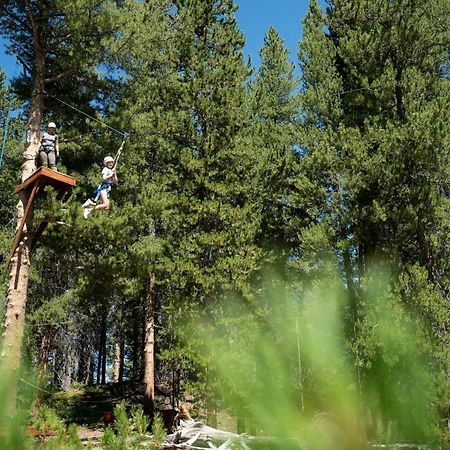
[
  {"left": 112, "top": 341, "right": 121, "bottom": 383},
  {"left": 101, "top": 319, "right": 107, "bottom": 385},
  {"left": 132, "top": 313, "right": 140, "bottom": 381},
  {"left": 96, "top": 335, "right": 102, "bottom": 385},
  {"left": 112, "top": 333, "right": 125, "bottom": 384},
  {"left": 143, "top": 271, "right": 156, "bottom": 416},
  {"left": 343, "top": 247, "right": 357, "bottom": 322},
  {"left": 61, "top": 343, "right": 71, "bottom": 391},
  {"left": 37, "top": 325, "right": 53, "bottom": 380},
  {"left": 86, "top": 351, "right": 94, "bottom": 385},
  {"left": 97, "top": 315, "right": 107, "bottom": 384},
  {"left": 113, "top": 309, "right": 125, "bottom": 384},
  {"left": 77, "top": 344, "right": 86, "bottom": 383},
  {"left": 206, "top": 396, "right": 217, "bottom": 428},
  {"left": 1, "top": 37, "right": 45, "bottom": 415},
  {"left": 119, "top": 338, "right": 124, "bottom": 383}
]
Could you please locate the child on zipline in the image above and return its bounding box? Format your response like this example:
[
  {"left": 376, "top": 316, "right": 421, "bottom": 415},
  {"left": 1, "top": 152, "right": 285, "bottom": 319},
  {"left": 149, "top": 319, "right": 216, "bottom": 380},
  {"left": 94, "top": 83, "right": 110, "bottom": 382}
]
[
  {"left": 83, "top": 155, "right": 118, "bottom": 219},
  {"left": 39, "top": 122, "right": 60, "bottom": 171}
]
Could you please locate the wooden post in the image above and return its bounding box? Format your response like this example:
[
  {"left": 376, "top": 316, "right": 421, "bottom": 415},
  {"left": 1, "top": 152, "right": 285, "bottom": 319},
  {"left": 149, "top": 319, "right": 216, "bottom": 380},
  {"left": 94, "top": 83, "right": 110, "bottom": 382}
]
[{"left": 5, "top": 184, "right": 39, "bottom": 267}]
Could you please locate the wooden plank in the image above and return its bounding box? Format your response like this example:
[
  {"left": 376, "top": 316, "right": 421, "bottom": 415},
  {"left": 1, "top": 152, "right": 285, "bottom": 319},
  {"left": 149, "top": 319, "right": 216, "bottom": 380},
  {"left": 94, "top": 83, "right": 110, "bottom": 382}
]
[
  {"left": 14, "top": 167, "right": 76, "bottom": 194},
  {"left": 6, "top": 185, "right": 40, "bottom": 267},
  {"left": 30, "top": 220, "right": 49, "bottom": 252},
  {"left": 30, "top": 218, "right": 69, "bottom": 251}
]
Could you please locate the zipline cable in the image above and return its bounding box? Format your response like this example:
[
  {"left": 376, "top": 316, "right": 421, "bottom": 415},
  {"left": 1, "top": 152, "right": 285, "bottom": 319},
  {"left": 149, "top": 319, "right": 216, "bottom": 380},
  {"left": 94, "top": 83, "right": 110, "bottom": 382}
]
[
  {"left": 44, "top": 91, "right": 129, "bottom": 138},
  {"left": 0, "top": 90, "right": 12, "bottom": 171}
]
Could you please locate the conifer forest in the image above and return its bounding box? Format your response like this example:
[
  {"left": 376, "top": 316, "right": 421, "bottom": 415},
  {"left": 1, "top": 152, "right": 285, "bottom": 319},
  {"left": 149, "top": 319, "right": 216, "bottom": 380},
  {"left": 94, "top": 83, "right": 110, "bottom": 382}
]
[{"left": 1, "top": 0, "right": 450, "bottom": 449}]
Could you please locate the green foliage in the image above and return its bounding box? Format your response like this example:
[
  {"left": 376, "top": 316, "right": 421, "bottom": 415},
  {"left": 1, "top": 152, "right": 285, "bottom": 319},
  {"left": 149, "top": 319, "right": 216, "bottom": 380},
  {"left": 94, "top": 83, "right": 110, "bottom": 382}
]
[
  {"left": 1, "top": 0, "right": 450, "bottom": 446},
  {"left": 150, "top": 413, "right": 166, "bottom": 450},
  {"left": 0, "top": 70, "right": 22, "bottom": 302},
  {"left": 197, "top": 268, "right": 437, "bottom": 449},
  {"left": 250, "top": 27, "right": 303, "bottom": 258},
  {"left": 297, "top": 0, "right": 450, "bottom": 431},
  {"left": 100, "top": 400, "right": 156, "bottom": 450},
  {"left": 33, "top": 404, "right": 65, "bottom": 432},
  {"left": 39, "top": 424, "right": 85, "bottom": 450},
  {"left": 0, "top": 369, "right": 34, "bottom": 450}
]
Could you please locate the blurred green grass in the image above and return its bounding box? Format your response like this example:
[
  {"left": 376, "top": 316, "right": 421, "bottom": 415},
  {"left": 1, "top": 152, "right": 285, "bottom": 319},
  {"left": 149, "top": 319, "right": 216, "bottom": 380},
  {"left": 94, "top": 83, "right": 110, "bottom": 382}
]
[{"left": 193, "top": 265, "right": 439, "bottom": 449}]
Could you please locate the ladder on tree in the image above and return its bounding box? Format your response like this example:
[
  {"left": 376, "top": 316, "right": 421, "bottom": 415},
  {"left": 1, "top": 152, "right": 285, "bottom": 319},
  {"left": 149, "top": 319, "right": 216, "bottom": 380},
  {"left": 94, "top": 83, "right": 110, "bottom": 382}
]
[{"left": 6, "top": 167, "right": 76, "bottom": 267}]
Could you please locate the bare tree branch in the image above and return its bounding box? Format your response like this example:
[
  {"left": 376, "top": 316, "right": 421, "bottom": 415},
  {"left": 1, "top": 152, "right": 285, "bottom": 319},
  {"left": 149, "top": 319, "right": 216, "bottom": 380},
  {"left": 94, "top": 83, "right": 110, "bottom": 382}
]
[
  {"left": 17, "top": 55, "right": 32, "bottom": 75},
  {"left": 0, "top": 7, "right": 31, "bottom": 32},
  {"left": 23, "top": 0, "right": 39, "bottom": 50},
  {"left": 44, "top": 66, "right": 78, "bottom": 84}
]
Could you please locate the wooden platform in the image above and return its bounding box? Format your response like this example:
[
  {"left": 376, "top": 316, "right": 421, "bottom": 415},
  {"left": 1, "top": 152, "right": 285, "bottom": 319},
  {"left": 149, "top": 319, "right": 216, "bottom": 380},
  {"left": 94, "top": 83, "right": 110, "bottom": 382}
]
[
  {"left": 6, "top": 167, "right": 76, "bottom": 267},
  {"left": 14, "top": 166, "right": 76, "bottom": 199}
]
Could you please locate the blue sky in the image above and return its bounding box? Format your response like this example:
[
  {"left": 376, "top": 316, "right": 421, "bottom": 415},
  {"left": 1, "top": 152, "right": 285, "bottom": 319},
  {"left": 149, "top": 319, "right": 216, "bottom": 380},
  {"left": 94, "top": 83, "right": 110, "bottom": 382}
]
[
  {"left": 235, "top": 0, "right": 311, "bottom": 67},
  {"left": 0, "top": 0, "right": 315, "bottom": 82}
]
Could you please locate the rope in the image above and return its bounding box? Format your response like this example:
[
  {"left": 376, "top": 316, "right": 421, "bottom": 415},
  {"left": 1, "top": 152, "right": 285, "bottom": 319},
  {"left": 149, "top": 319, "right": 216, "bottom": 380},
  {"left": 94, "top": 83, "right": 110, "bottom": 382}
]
[
  {"left": 113, "top": 139, "right": 126, "bottom": 169},
  {"left": 19, "top": 377, "right": 52, "bottom": 394},
  {"left": 44, "top": 92, "right": 129, "bottom": 138},
  {"left": 92, "top": 139, "right": 126, "bottom": 202}
]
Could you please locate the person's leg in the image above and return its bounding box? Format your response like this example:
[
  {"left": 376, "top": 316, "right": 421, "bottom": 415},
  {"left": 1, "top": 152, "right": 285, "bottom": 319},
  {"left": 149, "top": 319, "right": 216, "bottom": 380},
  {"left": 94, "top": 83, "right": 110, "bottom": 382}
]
[
  {"left": 39, "top": 151, "right": 48, "bottom": 167},
  {"left": 84, "top": 190, "right": 111, "bottom": 218},
  {"left": 47, "top": 151, "right": 56, "bottom": 171},
  {"left": 94, "top": 191, "right": 110, "bottom": 211}
]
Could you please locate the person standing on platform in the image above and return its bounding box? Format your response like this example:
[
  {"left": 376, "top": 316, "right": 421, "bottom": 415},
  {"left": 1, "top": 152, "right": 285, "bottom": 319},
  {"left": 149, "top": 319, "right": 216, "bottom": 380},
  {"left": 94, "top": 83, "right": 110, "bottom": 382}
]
[{"left": 38, "top": 122, "right": 59, "bottom": 171}]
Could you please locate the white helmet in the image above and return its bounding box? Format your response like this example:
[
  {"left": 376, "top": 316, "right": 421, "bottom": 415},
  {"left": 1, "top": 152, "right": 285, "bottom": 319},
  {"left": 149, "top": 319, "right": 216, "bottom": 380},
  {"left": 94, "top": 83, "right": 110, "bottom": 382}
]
[
  {"left": 103, "top": 156, "right": 114, "bottom": 164},
  {"left": 48, "top": 122, "right": 57, "bottom": 129}
]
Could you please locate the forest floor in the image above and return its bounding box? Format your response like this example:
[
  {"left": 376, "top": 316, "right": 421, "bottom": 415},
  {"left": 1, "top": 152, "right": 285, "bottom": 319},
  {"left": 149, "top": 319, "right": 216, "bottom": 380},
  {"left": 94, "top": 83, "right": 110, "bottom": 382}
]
[
  {"left": 48, "top": 383, "right": 137, "bottom": 427},
  {"left": 43, "top": 382, "right": 238, "bottom": 444}
]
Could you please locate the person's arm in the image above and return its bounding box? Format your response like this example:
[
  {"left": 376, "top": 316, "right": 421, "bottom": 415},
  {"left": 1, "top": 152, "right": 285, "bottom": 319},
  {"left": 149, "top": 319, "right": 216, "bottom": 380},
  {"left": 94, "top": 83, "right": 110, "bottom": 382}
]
[
  {"left": 102, "top": 168, "right": 111, "bottom": 181},
  {"left": 55, "top": 137, "right": 60, "bottom": 157},
  {"left": 112, "top": 167, "right": 118, "bottom": 184}
]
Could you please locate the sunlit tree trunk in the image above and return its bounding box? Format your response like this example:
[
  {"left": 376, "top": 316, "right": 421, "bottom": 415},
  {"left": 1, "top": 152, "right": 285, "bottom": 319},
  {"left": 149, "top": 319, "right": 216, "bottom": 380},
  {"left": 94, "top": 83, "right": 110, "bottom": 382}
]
[
  {"left": 143, "top": 271, "right": 156, "bottom": 416},
  {"left": 1, "top": 25, "right": 45, "bottom": 415}
]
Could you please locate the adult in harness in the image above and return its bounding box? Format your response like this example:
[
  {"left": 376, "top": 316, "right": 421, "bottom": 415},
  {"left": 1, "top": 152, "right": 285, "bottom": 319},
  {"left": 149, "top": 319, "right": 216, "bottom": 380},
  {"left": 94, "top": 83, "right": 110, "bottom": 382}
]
[
  {"left": 39, "top": 122, "right": 60, "bottom": 171},
  {"left": 83, "top": 155, "right": 118, "bottom": 218}
]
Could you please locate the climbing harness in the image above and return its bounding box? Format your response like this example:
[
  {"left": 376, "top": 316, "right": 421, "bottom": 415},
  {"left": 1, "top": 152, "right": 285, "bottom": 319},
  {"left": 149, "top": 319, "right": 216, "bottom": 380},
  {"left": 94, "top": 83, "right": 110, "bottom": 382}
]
[{"left": 90, "top": 139, "right": 126, "bottom": 203}]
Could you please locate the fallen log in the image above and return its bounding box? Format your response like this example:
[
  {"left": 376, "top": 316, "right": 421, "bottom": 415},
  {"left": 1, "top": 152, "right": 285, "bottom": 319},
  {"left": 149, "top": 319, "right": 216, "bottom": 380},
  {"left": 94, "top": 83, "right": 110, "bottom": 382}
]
[{"left": 164, "top": 421, "right": 301, "bottom": 449}]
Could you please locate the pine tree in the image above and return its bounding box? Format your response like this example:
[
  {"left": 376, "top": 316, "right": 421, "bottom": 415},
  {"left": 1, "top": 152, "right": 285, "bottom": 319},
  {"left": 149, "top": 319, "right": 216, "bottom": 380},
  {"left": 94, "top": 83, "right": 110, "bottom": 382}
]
[
  {"left": 115, "top": 0, "right": 264, "bottom": 415},
  {"left": 0, "top": 72, "right": 22, "bottom": 262},
  {"left": 297, "top": 0, "right": 345, "bottom": 279},
  {"left": 298, "top": 0, "right": 450, "bottom": 429},
  {"left": 250, "top": 27, "right": 303, "bottom": 263},
  {"left": 0, "top": 0, "right": 125, "bottom": 412}
]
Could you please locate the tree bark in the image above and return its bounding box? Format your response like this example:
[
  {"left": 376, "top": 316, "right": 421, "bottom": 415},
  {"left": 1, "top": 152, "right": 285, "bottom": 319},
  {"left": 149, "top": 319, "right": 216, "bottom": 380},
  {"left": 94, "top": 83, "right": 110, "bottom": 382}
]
[
  {"left": 97, "top": 315, "right": 107, "bottom": 384},
  {"left": 1, "top": 35, "right": 45, "bottom": 415},
  {"left": 112, "top": 336, "right": 125, "bottom": 384},
  {"left": 101, "top": 317, "right": 107, "bottom": 385},
  {"left": 113, "top": 309, "right": 125, "bottom": 384},
  {"left": 86, "top": 351, "right": 94, "bottom": 385},
  {"left": 206, "top": 396, "right": 218, "bottom": 428},
  {"left": 112, "top": 341, "right": 121, "bottom": 383},
  {"left": 37, "top": 325, "right": 53, "bottom": 380},
  {"left": 143, "top": 271, "right": 156, "bottom": 416},
  {"left": 61, "top": 342, "right": 72, "bottom": 391},
  {"left": 132, "top": 313, "right": 140, "bottom": 381}
]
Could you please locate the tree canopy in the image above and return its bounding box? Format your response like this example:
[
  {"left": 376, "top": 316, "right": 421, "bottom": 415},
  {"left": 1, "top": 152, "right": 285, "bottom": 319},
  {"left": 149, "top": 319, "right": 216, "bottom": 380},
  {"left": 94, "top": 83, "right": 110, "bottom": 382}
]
[{"left": 1, "top": 0, "right": 450, "bottom": 446}]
